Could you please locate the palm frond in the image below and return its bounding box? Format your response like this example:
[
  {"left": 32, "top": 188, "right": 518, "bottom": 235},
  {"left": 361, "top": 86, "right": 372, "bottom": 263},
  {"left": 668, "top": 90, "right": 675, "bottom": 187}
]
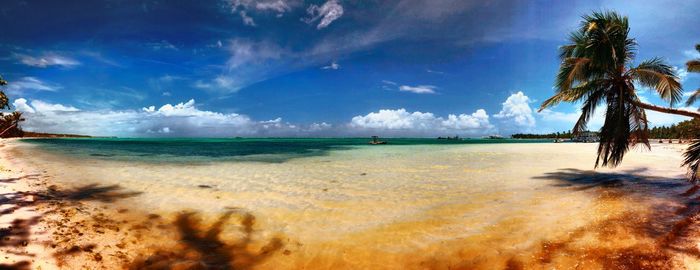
[
  {"left": 688, "top": 60, "right": 700, "bottom": 73},
  {"left": 629, "top": 58, "right": 683, "bottom": 106},
  {"left": 685, "top": 88, "right": 700, "bottom": 106},
  {"left": 556, "top": 57, "right": 591, "bottom": 91},
  {"left": 573, "top": 88, "right": 606, "bottom": 134},
  {"left": 595, "top": 94, "right": 649, "bottom": 167},
  {"left": 683, "top": 140, "right": 700, "bottom": 183},
  {"left": 0, "top": 91, "right": 8, "bottom": 111}
]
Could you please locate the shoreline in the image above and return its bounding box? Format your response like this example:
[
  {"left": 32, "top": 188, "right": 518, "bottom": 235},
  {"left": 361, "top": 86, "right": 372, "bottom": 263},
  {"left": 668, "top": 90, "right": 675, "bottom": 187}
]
[{"left": 3, "top": 139, "right": 700, "bottom": 269}]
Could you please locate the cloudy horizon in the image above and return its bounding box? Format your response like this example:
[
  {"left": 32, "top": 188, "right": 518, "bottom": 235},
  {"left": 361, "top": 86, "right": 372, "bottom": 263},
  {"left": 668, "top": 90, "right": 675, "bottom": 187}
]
[{"left": 1, "top": 0, "right": 698, "bottom": 137}]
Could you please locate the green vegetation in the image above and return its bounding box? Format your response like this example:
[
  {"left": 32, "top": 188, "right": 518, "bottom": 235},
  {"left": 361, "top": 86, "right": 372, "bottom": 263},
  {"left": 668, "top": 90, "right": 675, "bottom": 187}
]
[
  {"left": 648, "top": 119, "right": 700, "bottom": 139},
  {"left": 540, "top": 11, "right": 700, "bottom": 181},
  {"left": 682, "top": 45, "right": 700, "bottom": 180},
  {"left": 512, "top": 131, "right": 574, "bottom": 139},
  {"left": 0, "top": 74, "right": 24, "bottom": 138}
]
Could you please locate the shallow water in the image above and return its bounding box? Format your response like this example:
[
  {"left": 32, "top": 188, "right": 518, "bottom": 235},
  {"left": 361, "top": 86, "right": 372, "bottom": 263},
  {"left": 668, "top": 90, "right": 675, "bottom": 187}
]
[{"left": 9, "top": 140, "right": 697, "bottom": 269}]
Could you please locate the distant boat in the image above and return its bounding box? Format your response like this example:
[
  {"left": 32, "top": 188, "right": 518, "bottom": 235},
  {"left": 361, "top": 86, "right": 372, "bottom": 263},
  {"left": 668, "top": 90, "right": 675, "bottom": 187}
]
[
  {"left": 487, "top": 135, "right": 504, "bottom": 139},
  {"left": 369, "top": 136, "right": 387, "bottom": 145}
]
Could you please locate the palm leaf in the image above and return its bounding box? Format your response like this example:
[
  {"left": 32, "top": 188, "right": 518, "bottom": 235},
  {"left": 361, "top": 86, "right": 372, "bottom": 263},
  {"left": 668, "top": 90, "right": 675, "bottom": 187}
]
[
  {"left": 685, "top": 88, "right": 700, "bottom": 106},
  {"left": 573, "top": 88, "right": 606, "bottom": 134},
  {"left": 688, "top": 60, "right": 700, "bottom": 73},
  {"left": 628, "top": 58, "right": 683, "bottom": 106},
  {"left": 596, "top": 94, "right": 649, "bottom": 167},
  {"left": 683, "top": 140, "right": 700, "bottom": 183}
]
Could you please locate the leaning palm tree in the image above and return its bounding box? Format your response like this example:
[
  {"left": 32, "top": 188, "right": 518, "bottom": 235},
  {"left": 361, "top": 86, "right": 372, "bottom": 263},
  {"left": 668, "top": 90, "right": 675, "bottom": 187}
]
[
  {"left": 0, "top": 75, "right": 24, "bottom": 137},
  {"left": 682, "top": 45, "right": 700, "bottom": 180},
  {"left": 539, "top": 11, "right": 700, "bottom": 178}
]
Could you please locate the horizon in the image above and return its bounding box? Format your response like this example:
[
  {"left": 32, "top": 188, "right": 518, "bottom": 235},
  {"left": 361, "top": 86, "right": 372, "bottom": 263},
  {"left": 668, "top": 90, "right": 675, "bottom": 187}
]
[{"left": 1, "top": 0, "right": 699, "bottom": 137}]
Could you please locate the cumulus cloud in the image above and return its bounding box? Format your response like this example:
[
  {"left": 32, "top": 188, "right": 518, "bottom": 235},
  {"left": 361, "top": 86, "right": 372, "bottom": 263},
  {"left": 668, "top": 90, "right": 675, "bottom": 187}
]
[
  {"left": 349, "top": 108, "right": 493, "bottom": 136},
  {"left": 398, "top": 85, "right": 437, "bottom": 94},
  {"left": 12, "top": 98, "right": 35, "bottom": 113},
  {"left": 321, "top": 61, "right": 340, "bottom": 70},
  {"left": 14, "top": 53, "right": 80, "bottom": 68},
  {"left": 12, "top": 98, "right": 329, "bottom": 137},
  {"left": 494, "top": 91, "right": 536, "bottom": 129},
  {"left": 5, "top": 77, "right": 61, "bottom": 93},
  {"left": 303, "top": 0, "right": 343, "bottom": 29}
]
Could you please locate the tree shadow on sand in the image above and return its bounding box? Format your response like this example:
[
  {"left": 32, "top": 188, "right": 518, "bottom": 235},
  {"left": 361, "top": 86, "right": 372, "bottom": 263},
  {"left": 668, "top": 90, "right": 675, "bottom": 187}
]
[
  {"left": 533, "top": 167, "right": 688, "bottom": 194},
  {"left": 499, "top": 167, "right": 700, "bottom": 269},
  {"left": 0, "top": 182, "right": 142, "bottom": 269},
  {"left": 128, "top": 208, "right": 284, "bottom": 270}
]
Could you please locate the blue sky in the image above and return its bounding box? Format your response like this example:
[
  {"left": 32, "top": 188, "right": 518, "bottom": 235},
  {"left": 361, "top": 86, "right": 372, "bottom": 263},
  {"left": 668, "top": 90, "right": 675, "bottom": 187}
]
[{"left": 1, "top": 0, "right": 699, "bottom": 137}]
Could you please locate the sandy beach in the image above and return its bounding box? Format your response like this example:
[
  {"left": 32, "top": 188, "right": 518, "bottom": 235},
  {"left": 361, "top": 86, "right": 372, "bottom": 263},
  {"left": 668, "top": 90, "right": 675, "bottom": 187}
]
[{"left": 3, "top": 139, "right": 700, "bottom": 269}]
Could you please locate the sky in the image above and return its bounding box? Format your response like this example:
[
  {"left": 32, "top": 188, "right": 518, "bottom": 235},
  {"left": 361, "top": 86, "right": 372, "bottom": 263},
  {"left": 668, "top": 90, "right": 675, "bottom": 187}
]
[{"left": 1, "top": 0, "right": 699, "bottom": 137}]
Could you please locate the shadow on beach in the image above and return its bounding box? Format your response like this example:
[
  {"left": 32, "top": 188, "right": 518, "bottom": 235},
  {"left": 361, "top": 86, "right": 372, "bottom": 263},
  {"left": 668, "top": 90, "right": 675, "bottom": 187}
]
[
  {"left": 533, "top": 167, "right": 687, "bottom": 193},
  {"left": 499, "top": 167, "right": 700, "bottom": 270},
  {"left": 128, "top": 209, "right": 285, "bottom": 270},
  {"left": 1, "top": 173, "right": 286, "bottom": 270},
  {"left": 0, "top": 177, "right": 142, "bottom": 269}
]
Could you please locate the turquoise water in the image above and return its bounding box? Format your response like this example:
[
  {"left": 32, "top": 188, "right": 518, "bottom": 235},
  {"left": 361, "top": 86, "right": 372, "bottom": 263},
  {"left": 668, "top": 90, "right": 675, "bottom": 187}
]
[{"left": 20, "top": 138, "right": 552, "bottom": 163}]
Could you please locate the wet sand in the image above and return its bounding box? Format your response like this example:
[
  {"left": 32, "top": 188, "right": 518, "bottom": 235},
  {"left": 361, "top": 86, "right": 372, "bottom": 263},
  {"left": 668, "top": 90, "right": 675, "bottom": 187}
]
[{"left": 2, "top": 140, "right": 700, "bottom": 269}]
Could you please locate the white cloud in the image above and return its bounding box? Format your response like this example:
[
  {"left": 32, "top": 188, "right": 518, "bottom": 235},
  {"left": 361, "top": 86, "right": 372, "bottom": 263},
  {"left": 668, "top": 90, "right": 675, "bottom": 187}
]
[
  {"left": 12, "top": 98, "right": 34, "bottom": 113},
  {"left": 13, "top": 98, "right": 326, "bottom": 137},
  {"left": 349, "top": 108, "right": 493, "bottom": 136},
  {"left": 646, "top": 105, "right": 697, "bottom": 127},
  {"left": 239, "top": 10, "right": 256, "bottom": 26},
  {"left": 538, "top": 108, "right": 579, "bottom": 124},
  {"left": 398, "top": 85, "right": 437, "bottom": 94},
  {"left": 673, "top": 66, "right": 689, "bottom": 82},
  {"left": 147, "top": 40, "right": 178, "bottom": 51},
  {"left": 426, "top": 69, "right": 446, "bottom": 75},
  {"left": 14, "top": 53, "right": 80, "bottom": 68},
  {"left": 5, "top": 77, "right": 61, "bottom": 93},
  {"left": 303, "top": 0, "right": 343, "bottom": 29},
  {"left": 255, "top": 0, "right": 292, "bottom": 13},
  {"left": 162, "top": 91, "right": 172, "bottom": 96},
  {"left": 684, "top": 49, "right": 700, "bottom": 59},
  {"left": 308, "top": 122, "right": 332, "bottom": 131},
  {"left": 229, "top": 0, "right": 296, "bottom": 25},
  {"left": 321, "top": 61, "right": 340, "bottom": 70},
  {"left": 494, "top": 91, "right": 536, "bottom": 128},
  {"left": 30, "top": 100, "right": 79, "bottom": 112},
  {"left": 196, "top": 38, "right": 289, "bottom": 92}
]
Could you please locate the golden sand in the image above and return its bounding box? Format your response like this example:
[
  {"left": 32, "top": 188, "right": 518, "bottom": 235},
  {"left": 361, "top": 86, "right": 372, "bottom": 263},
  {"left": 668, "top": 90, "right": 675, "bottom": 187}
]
[{"left": 2, "top": 141, "right": 700, "bottom": 269}]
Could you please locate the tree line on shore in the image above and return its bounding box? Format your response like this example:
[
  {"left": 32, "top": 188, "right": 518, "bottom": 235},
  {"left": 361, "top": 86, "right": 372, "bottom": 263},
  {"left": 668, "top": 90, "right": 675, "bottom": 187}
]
[{"left": 513, "top": 119, "right": 700, "bottom": 140}]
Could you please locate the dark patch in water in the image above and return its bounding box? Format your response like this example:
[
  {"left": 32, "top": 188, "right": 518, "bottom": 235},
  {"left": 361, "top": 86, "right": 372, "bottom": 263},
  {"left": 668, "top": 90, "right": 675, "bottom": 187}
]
[{"left": 89, "top": 153, "right": 115, "bottom": 157}]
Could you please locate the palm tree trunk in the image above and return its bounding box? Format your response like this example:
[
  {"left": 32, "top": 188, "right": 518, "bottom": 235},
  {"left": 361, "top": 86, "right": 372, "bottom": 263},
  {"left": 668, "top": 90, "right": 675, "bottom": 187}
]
[
  {"left": 630, "top": 100, "right": 700, "bottom": 118},
  {"left": 0, "top": 123, "right": 17, "bottom": 137}
]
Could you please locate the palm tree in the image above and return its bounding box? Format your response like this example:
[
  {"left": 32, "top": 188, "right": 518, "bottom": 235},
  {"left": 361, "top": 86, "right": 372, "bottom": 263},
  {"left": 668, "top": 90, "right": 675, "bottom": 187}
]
[
  {"left": 0, "top": 75, "right": 23, "bottom": 137},
  {"left": 0, "top": 75, "right": 9, "bottom": 110},
  {"left": 682, "top": 45, "right": 700, "bottom": 180},
  {"left": 539, "top": 11, "right": 700, "bottom": 175}
]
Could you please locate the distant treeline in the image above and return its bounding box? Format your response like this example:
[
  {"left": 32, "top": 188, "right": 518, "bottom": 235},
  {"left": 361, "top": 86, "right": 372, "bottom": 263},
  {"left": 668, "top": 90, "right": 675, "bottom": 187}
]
[
  {"left": 648, "top": 118, "right": 700, "bottom": 139},
  {"left": 511, "top": 131, "right": 574, "bottom": 139},
  {"left": 512, "top": 118, "right": 700, "bottom": 139}
]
